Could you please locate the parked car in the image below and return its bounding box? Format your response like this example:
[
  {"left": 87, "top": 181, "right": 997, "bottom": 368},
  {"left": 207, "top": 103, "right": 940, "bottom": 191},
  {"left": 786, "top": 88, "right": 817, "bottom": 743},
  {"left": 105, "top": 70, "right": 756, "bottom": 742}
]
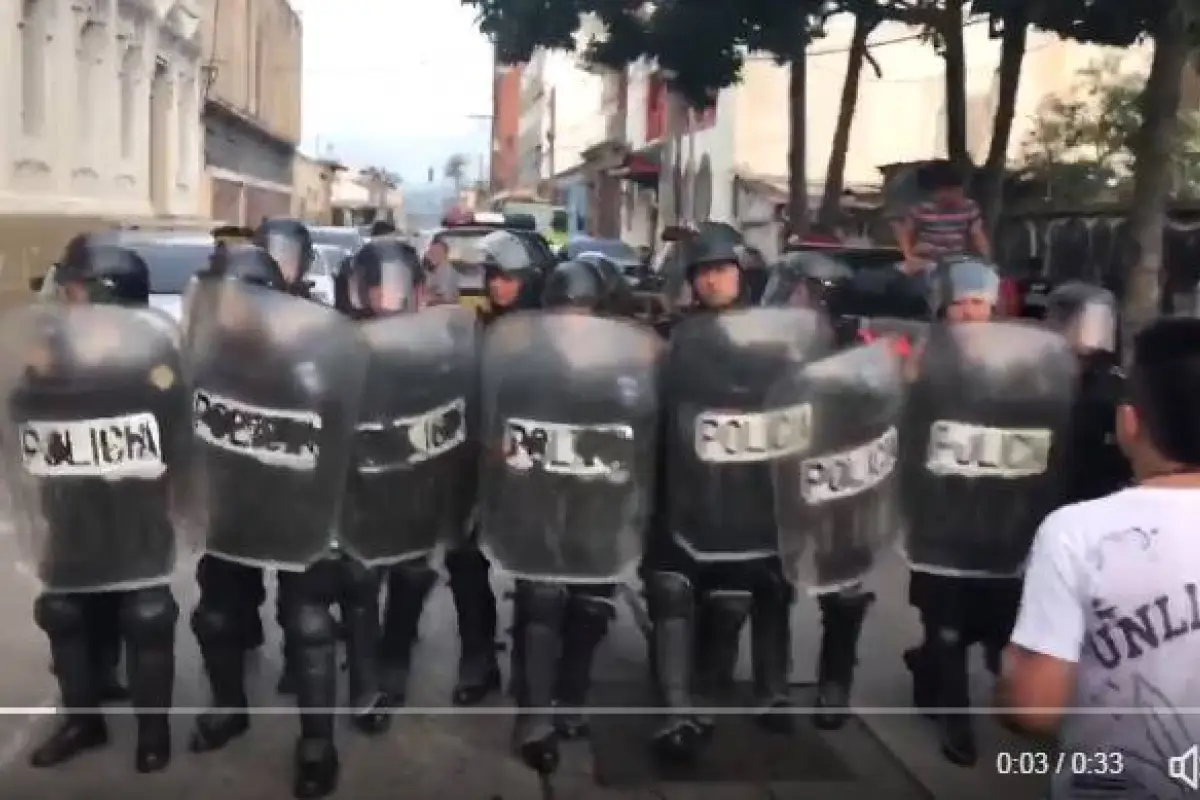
[{"left": 309, "top": 225, "right": 365, "bottom": 255}]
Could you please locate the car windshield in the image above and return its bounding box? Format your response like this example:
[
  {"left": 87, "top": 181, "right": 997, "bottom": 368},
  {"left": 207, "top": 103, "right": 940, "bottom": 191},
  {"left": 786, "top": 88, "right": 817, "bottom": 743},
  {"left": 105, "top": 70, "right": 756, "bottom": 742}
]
[
  {"left": 497, "top": 202, "right": 555, "bottom": 232},
  {"left": 568, "top": 238, "right": 638, "bottom": 262},
  {"left": 310, "top": 227, "right": 363, "bottom": 252},
  {"left": 435, "top": 230, "right": 489, "bottom": 265},
  {"left": 312, "top": 245, "right": 349, "bottom": 275},
  {"left": 128, "top": 242, "right": 213, "bottom": 293}
]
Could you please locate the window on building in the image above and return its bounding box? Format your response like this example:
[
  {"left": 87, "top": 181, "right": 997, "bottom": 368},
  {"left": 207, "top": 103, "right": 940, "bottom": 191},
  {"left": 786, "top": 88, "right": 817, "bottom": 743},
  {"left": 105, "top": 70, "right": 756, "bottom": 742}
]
[
  {"left": 21, "top": 0, "right": 46, "bottom": 136},
  {"left": 120, "top": 47, "right": 139, "bottom": 158}
]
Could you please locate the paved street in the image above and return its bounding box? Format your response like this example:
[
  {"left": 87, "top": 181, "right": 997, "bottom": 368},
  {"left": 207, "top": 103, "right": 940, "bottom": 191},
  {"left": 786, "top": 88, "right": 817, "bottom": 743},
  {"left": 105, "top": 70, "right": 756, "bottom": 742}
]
[{"left": 0, "top": 526, "right": 1048, "bottom": 799}]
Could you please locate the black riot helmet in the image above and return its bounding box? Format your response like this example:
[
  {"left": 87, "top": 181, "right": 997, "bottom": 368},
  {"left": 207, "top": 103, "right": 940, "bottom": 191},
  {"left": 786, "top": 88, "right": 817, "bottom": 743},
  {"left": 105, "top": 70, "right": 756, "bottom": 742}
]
[
  {"left": 1044, "top": 281, "right": 1117, "bottom": 355},
  {"left": 662, "top": 222, "right": 745, "bottom": 311},
  {"left": 344, "top": 235, "right": 424, "bottom": 316},
  {"left": 206, "top": 242, "right": 288, "bottom": 289},
  {"left": 574, "top": 251, "right": 636, "bottom": 316},
  {"left": 51, "top": 234, "right": 150, "bottom": 306},
  {"left": 542, "top": 259, "right": 605, "bottom": 311},
  {"left": 760, "top": 250, "right": 853, "bottom": 311},
  {"left": 479, "top": 229, "right": 537, "bottom": 309},
  {"left": 254, "top": 217, "right": 314, "bottom": 286}
]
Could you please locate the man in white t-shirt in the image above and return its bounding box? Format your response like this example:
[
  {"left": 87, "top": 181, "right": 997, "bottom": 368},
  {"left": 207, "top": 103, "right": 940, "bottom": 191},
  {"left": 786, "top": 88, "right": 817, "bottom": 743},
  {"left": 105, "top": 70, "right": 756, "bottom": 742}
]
[{"left": 1001, "top": 316, "right": 1200, "bottom": 799}]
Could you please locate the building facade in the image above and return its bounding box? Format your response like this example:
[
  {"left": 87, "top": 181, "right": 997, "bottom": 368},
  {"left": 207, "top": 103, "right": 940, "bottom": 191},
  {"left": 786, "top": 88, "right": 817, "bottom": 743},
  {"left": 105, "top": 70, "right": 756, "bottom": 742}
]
[
  {"left": 200, "top": 0, "right": 301, "bottom": 224},
  {"left": 0, "top": 0, "right": 207, "bottom": 303},
  {"left": 516, "top": 49, "right": 547, "bottom": 190},
  {"left": 291, "top": 152, "right": 339, "bottom": 223},
  {"left": 490, "top": 61, "right": 522, "bottom": 193}
]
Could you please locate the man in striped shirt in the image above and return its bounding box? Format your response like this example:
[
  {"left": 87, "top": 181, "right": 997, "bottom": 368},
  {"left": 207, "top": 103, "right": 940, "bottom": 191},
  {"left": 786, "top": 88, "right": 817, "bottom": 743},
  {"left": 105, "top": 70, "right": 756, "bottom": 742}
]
[{"left": 898, "top": 161, "right": 991, "bottom": 274}]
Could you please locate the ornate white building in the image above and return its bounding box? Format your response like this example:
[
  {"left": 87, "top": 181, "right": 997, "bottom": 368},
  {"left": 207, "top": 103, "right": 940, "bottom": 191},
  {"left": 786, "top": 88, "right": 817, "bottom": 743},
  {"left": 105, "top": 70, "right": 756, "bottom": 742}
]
[{"left": 0, "top": 0, "right": 206, "bottom": 217}]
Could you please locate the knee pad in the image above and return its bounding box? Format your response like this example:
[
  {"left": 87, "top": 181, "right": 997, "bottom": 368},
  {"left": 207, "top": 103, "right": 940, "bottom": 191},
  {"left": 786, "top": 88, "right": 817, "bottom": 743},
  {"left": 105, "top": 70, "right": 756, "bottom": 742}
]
[
  {"left": 120, "top": 587, "right": 178, "bottom": 644},
  {"left": 646, "top": 571, "right": 693, "bottom": 619},
  {"left": 566, "top": 591, "right": 617, "bottom": 632},
  {"left": 284, "top": 602, "right": 335, "bottom": 648},
  {"left": 445, "top": 546, "right": 490, "bottom": 587},
  {"left": 817, "top": 588, "right": 876, "bottom": 615},
  {"left": 515, "top": 581, "right": 568, "bottom": 625},
  {"left": 933, "top": 626, "right": 964, "bottom": 647},
  {"left": 702, "top": 588, "right": 754, "bottom": 621},
  {"left": 34, "top": 593, "right": 87, "bottom": 637},
  {"left": 191, "top": 602, "right": 242, "bottom": 648}
]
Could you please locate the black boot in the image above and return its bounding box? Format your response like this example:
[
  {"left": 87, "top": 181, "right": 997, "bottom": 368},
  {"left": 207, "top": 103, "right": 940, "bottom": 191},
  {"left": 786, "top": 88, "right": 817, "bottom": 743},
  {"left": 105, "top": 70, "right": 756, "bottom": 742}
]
[
  {"left": 31, "top": 594, "right": 109, "bottom": 767},
  {"left": 553, "top": 592, "right": 614, "bottom": 739},
  {"left": 511, "top": 581, "right": 567, "bottom": 774},
  {"left": 932, "top": 628, "right": 976, "bottom": 767},
  {"left": 646, "top": 572, "right": 707, "bottom": 763},
  {"left": 378, "top": 562, "right": 437, "bottom": 708},
  {"left": 190, "top": 605, "right": 251, "bottom": 753},
  {"left": 84, "top": 592, "right": 128, "bottom": 704},
  {"left": 446, "top": 546, "right": 501, "bottom": 705},
  {"left": 285, "top": 600, "right": 340, "bottom": 799},
  {"left": 903, "top": 645, "right": 936, "bottom": 717},
  {"left": 814, "top": 592, "right": 874, "bottom": 730},
  {"left": 694, "top": 590, "right": 752, "bottom": 697},
  {"left": 340, "top": 564, "right": 388, "bottom": 735},
  {"left": 121, "top": 587, "right": 178, "bottom": 773},
  {"left": 751, "top": 575, "right": 794, "bottom": 735}
]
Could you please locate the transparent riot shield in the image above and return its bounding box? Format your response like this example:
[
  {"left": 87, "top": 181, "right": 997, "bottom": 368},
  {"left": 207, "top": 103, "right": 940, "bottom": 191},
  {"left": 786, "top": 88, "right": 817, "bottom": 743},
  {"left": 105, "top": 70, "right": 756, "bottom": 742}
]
[
  {"left": 768, "top": 341, "right": 906, "bottom": 591},
  {"left": 900, "top": 320, "right": 1078, "bottom": 576},
  {"left": 479, "top": 311, "right": 661, "bottom": 582},
  {"left": 185, "top": 279, "right": 368, "bottom": 569},
  {"left": 663, "top": 307, "right": 835, "bottom": 560},
  {"left": 341, "top": 305, "right": 479, "bottom": 565},
  {"left": 0, "top": 302, "right": 194, "bottom": 592}
]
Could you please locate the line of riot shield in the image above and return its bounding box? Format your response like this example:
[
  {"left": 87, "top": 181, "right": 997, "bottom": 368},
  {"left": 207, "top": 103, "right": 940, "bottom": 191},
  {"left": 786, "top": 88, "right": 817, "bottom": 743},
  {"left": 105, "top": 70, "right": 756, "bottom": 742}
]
[
  {"left": 0, "top": 302, "right": 193, "bottom": 592},
  {"left": 663, "top": 307, "right": 835, "bottom": 559},
  {"left": 342, "top": 305, "right": 479, "bottom": 565},
  {"left": 900, "top": 320, "right": 1078, "bottom": 577},
  {"left": 768, "top": 340, "right": 906, "bottom": 591},
  {"left": 478, "top": 311, "right": 661, "bottom": 582},
  {"left": 185, "top": 278, "right": 368, "bottom": 570}
]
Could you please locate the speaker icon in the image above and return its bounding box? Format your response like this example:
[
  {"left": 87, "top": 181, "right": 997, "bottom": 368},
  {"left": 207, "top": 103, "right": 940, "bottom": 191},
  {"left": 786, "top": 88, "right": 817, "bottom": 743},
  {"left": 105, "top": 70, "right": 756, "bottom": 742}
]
[{"left": 1170, "top": 744, "right": 1199, "bottom": 790}]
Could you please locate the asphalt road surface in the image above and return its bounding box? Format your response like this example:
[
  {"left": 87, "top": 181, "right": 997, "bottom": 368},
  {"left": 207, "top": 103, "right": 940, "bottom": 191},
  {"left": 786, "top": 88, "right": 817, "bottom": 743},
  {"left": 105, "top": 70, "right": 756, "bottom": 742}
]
[{"left": 0, "top": 527, "right": 1049, "bottom": 799}]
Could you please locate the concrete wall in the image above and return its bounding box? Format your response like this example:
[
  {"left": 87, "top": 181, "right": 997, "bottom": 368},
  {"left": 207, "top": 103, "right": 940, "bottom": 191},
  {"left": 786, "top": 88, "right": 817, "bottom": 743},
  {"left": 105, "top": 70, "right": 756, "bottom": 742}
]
[
  {"left": 200, "top": 0, "right": 301, "bottom": 144},
  {"left": 542, "top": 49, "right": 606, "bottom": 177},
  {"left": 291, "top": 153, "right": 333, "bottom": 222},
  {"left": 199, "top": 0, "right": 300, "bottom": 223},
  {"left": 517, "top": 50, "right": 546, "bottom": 188}
]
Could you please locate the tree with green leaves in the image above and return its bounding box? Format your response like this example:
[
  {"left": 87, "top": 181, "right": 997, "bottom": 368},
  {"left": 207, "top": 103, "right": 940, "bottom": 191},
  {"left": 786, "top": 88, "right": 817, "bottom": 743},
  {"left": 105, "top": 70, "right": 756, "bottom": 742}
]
[{"left": 1019, "top": 58, "right": 1200, "bottom": 204}]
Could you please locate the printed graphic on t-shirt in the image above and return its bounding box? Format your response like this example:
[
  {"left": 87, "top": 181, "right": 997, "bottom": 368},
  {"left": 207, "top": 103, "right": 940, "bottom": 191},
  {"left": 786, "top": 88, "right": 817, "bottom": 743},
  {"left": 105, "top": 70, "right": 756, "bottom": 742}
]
[
  {"left": 503, "top": 418, "right": 633, "bottom": 482},
  {"left": 925, "top": 420, "right": 1051, "bottom": 478},
  {"left": 20, "top": 412, "right": 164, "bottom": 479},
  {"left": 193, "top": 388, "right": 321, "bottom": 470},
  {"left": 801, "top": 427, "right": 897, "bottom": 503},
  {"left": 694, "top": 403, "right": 812, "bottom": 464},
  {"left": 355, "top": 397, "right": 466, "bottom": 471}
]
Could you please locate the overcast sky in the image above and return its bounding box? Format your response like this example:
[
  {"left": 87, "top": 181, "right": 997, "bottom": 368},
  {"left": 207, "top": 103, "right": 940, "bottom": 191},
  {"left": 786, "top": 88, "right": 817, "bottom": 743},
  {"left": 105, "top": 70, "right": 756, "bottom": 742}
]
[{"left": 290, "top": 0, "right": 495, "bottom": 185}]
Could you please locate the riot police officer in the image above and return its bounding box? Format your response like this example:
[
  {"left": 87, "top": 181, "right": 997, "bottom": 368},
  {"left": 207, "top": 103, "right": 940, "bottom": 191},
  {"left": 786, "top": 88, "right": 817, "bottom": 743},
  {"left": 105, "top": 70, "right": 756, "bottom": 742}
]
[
  {"left": 187, "top": 235, "right": 363, "bottom": 797},
  {"left": 645, "top": 228, "right": 832, "bottom": 762},
  {"left": 10, "top": 236, "right": 185, "bottom": 772},
  {"left": 341, "top": 238, "right": 467, "bottom": 724},
  {"left": 444, "top": 230, "right": 545, "bottom": 707},
  {"left": 1043, "top": 281, "right": 1131, "bottom": 503},
  {"left": 901, "top": 257, "right": 1077, "bottom": 767},
  {"left": 759, "top": 250, "right": 883, "bottom": 730},
  {"left": 480, "top": 258, "right": 661, "bottom": 775}
]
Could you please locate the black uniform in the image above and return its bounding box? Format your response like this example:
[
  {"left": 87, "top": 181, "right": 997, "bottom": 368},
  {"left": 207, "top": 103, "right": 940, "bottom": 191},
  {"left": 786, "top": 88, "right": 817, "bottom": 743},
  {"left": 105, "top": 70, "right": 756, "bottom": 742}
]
[
  {"left": 441, "top": 230, "right": 544, "bottom": 707},
  {"left": 20, "top": 238, "right": 181, "bottom": 772},
  {"left": 187, "top": 225, "right": 349, "bottom": 798}
]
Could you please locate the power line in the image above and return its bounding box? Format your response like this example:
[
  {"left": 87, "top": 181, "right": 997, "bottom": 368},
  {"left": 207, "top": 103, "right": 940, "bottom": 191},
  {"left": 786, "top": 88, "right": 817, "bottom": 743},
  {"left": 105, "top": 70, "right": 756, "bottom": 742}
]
[{"left": 746, "top": 16, "right": 990, "bottom": 61}]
